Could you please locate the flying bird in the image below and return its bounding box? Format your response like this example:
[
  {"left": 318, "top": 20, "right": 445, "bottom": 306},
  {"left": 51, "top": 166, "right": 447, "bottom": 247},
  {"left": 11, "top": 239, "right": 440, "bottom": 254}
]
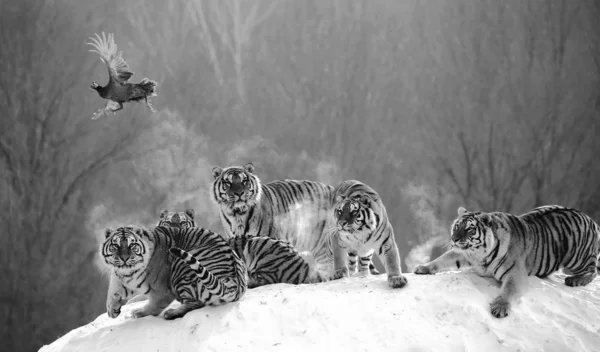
[{"left": 87, "top": 32, "right": 158, "bottom": 119}]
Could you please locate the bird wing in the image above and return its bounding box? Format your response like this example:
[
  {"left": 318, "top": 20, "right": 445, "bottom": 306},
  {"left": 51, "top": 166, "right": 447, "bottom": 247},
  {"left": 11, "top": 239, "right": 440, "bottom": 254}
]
[{"left": 87, "top": 32, "right": 134, "bottom": 83}]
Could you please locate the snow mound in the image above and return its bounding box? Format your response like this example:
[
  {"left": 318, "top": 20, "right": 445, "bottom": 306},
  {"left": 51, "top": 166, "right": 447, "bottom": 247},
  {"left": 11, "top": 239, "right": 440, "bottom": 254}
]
[{"left": 40, "top": 272, "right": 600, "bottom": 352}]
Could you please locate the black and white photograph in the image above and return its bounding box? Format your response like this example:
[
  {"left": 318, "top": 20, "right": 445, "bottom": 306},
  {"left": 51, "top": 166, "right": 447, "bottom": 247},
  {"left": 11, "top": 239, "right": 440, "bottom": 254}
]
[{"left": 2, "top": 0, "right": 600, "bottom": 351}]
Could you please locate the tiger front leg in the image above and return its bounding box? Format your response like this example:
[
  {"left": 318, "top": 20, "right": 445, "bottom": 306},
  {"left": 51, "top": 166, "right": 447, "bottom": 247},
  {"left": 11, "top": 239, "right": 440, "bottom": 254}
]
[
  {"left": 332, "top": 233, "right": 349, "bottom": 279},
  {"left": 490, "top": 265, "right": 526, "bottom": 318},
  {"left": 347, "top": 252, "right": 358, "bottom": 275},
  {"left": 413, "top": 249, "right": 469, "bottom": 275},
  {"left": 356, "top": 252, "right": 374, "bottom": 278},
  {"left": 378, "top": 240, "right": 407, "bottom": 289},
  {"left": 106, "top": 274, "right": 133, "bottom": 318}
]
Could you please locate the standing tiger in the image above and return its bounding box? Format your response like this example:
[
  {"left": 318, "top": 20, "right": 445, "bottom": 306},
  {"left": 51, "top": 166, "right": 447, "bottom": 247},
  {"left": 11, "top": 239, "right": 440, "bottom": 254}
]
[
  {"left": 330, "top": 180, "right": 408, "bottom": 289},
  {"left": 157, "top": 208, "right": 329, "bottom": 288},
  {"left": 414, "top": 206, "right": 600, "bottom": 318},
  {"left": 210, "top": 163, "right": 379, "bottom": 276},
  {"left": 101, "top": 225, "right": 247, "bottom": 320}
]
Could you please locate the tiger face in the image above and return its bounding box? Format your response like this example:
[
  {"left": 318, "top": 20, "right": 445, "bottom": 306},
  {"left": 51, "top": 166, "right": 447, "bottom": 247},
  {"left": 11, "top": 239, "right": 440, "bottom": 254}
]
[
  {"left": 334, "top": 196, "right": 380, "bottom": 235},
  {"left": 157, "top": 208, "right": 196, "bottom": 229},
  {"left": 450, "top": 207, "right": 495, "bottom": 253},
  {"left": 102, "top": 226, "right": 152, "bottom": 271},
  {"left": 210, "top": 163, "right": 262, "bottom": 212}
]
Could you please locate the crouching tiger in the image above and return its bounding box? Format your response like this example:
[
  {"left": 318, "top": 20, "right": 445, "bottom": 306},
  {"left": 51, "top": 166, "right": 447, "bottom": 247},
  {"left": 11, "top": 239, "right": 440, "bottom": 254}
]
[
  {"left": 414, "top": 205, "right": 600, "bottom": 318},
  {"left": 101, "top": 225, "right": 247, "bottom": 320},
  {"left": 330, "top": 180, "right": 408, "bottom": 289},
  {"left": 157, "top": 208, "right": 329, "bottom": 288}
]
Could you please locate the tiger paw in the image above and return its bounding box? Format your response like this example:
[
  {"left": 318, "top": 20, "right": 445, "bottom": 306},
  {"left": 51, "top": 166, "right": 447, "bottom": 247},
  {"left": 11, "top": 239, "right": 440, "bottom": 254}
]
[
  {"left": 565, "top": 273, "right": 595, "bottom": 287},
  {"left": 131, "top": 307, "right": 151, "bottom": 319},
  {"left": 413, "top": 264, "right": 435, "bottom": 275},
  {"left": 388, "top": 274, "right": 408, "bottom": 289},
  {"left": 106, "top": 292, "right": 123, "bottom": 318},
  {"left": 489, "top": 296, "right": 510, "bottom": 318},
  {"left": 333, "top": 267, "right": 349, "bottom": 280},
  {"left": 163, "top": 308, "right": 185, "bottom": 320},
  {"left": 355, "top": 270, "right": 370, "bottom": 278}
]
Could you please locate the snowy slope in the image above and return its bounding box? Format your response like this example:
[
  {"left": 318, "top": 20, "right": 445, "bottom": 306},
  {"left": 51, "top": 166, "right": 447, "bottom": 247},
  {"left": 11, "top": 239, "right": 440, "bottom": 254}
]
[{"left": 40, "top": 272, "right": 600, "bottom": 352}]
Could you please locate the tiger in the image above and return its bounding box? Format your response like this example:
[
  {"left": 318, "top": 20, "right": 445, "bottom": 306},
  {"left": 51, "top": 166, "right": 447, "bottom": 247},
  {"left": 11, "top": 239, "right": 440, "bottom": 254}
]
[
  {"left": 330, "top": 180, "right": 408, "bottom": 289},
  {"left": 210, "top": 162, "right": 380, "bottom": 275},
  {"left": 124, "top": 208, "right": 199, "bottom": 305},
  {"left": 157, "top": 208, "right": 197, "bottom": 228},
  {"left": 414, "top": 205, "right": 600, "bottom": 318},
  {"left": 157, "top": 208, "right": 329, "bottom": 288},
  {"left": 101, "top": 225, "right": 247, "bottom": 320},
  {"left": 228, "top": 235, "right": 328, "bottom": 288}
]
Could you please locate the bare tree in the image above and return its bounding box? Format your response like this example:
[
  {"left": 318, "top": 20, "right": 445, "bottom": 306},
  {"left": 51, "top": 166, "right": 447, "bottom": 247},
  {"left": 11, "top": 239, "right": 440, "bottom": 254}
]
[
  {"left": 0, "top": 1, "right": 158, "bottom": 350},
  {"left": 185, "top": 0, "right": 281, "bottom": 111}
]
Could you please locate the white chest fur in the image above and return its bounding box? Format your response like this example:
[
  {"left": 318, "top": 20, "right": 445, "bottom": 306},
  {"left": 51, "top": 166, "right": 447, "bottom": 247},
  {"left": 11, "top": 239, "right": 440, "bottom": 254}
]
[
  {"left": 115, "top": 267, "right": 148, "bottom": 293},
  {"left": 338, "top": 230, "right": 375, "bottom": 256},
  {"left": 221, "top": 208, "right": 250, "bottom": 237}
]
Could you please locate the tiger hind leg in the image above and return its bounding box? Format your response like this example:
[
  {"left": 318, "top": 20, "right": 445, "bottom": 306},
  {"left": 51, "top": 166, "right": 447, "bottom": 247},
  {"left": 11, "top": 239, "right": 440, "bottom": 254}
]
[
  {"left": 163, "top": 300, "right": 205, "bottom": 320},
  {"left": 564, "top": 255, "right": 598, "bottom": 287},
  {"left": 131, "top": 294, "right": 174, "bottom": 318},
  {"left": 356, "top": 253, "right": 373, "bottom": 278},
  {"left": 369, "top": 262, "right": 381, "bottom": 275},
  {"left": 348, "top": 252, "right": 358, "bottom": 275}
]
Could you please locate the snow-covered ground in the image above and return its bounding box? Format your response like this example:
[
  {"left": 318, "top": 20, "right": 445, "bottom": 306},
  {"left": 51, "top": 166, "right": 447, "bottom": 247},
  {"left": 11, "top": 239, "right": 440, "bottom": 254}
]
[{"left": 40, "top": 271, "right": 600, "bottom": 352}]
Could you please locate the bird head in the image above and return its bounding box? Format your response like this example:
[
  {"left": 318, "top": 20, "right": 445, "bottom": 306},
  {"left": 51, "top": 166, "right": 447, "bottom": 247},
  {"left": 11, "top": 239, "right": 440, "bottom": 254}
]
[{"left": 90, "top": 81, "right": 100, "bottom": 91}]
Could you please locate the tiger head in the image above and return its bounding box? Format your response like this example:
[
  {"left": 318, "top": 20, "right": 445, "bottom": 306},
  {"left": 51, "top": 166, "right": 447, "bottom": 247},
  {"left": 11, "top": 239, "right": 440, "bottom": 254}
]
[
  {"left": 157, "top": 208, "right": 197, "bottom": 229},
  {"left": 450, "top": 207, "right": 496, "bottom": 253},
  {"left": 333, "top": 181, "right": 382, "bottom": 235},
  {"left": 101, "top": 226, "right": 153, "bottom": 272},
  {"left": 210, "top": 163, "right": 262, "bottom": 212}
]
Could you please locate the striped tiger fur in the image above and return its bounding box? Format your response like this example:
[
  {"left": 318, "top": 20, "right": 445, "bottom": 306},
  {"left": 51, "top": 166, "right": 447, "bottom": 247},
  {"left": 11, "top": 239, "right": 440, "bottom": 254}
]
[
  {"left": 210, "top": 163, "right": 380, "bottom": 275},
  {"left": 157, "top": 208, "right": 328, "bottom": 288},
  {"left": 101, "top": 225, "right": 247, "bottom": 320},
  {"left": 125, "top": 208, "right": 200, "bottom": 305},
  {"left": 330, "top": 180, "right": 407, "bottom": 289},
  {"left": 414, "top": 205, "right": 600, "bottom": 318},
  {"left": 228, "top": 235, "right": 328, "bottom": 288}
]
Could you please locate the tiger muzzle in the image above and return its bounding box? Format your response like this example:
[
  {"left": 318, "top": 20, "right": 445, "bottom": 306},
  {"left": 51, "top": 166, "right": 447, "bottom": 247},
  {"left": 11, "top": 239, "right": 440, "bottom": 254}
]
[{"left": 451, "top": 228, "right": 469, "bottom": 248}]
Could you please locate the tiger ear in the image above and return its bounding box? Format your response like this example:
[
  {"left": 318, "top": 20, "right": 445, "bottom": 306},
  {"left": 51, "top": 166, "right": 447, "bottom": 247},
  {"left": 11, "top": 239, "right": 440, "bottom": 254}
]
[
  {"left": 185, "top": 208, "right": 195, "bottom": 219},
  {"left": 358, "top": 196, "right": 372, "bottom": 206},
  {"left": 134, "top": 227, "right": 144, "bottom": 237},
  {"left": 159, "top": 209, "right": 168, "bottom": 219},
  {"left": 104, "top": 228, "right": 114, "bottom": 239},
  {"left": 478, "top": 213, "right": 492, "bottom": 227},
  {"left": 243, "top": 163, "right": 255, "bottom": 174},
  {"left": 212, "top": 166, "right": 223, "bottom": 179},
  {"left": 457, "top": 207, "right": 469, "bottom": 217}
]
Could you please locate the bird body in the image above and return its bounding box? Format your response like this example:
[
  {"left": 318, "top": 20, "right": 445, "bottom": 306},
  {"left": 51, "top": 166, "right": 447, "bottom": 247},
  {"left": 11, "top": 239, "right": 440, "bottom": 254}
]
[{"left": 88, "top": 32, "right": 158, "bottom": 119}]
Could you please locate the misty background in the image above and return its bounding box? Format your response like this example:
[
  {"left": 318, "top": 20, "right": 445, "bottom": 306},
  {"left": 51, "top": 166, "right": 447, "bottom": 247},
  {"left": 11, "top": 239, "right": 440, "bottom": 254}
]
[{"left": 1, "top": 0, "right": 599, "bottom": 351}]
